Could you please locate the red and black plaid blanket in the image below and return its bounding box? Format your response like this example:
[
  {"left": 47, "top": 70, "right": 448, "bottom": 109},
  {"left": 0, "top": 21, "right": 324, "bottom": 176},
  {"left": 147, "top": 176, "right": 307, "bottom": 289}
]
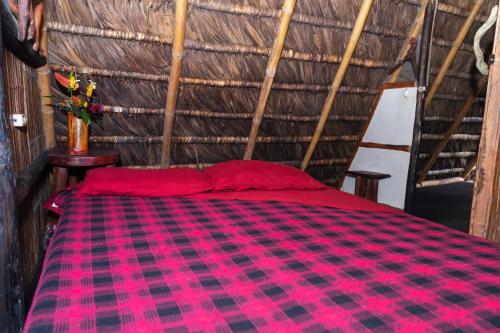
[{"left": 26, "top": 195, "right": 500, "bottom": 332}]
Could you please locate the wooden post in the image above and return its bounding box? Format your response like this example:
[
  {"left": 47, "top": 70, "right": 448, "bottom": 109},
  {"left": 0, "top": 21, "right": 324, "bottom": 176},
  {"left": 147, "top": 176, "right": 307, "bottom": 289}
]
[
  {"left": 470, "top": 8, "right": 500, "bottom": 242},
  {"left": 404, "top": 0, "right": 436, "bottom": 212},
  {"left": 424, "top": 0, "right": 485, "bottom": 110},
  {"left": 0, "top": 20, "right": 24, "bottom": 332},
  {"left": 244, "top": 0, "right": 297, "bottom": 160},
  {"left": 301, "top": 0, "right": 374, "bottom": 170},
  {"left": 37, "top": 17, "right": 56, "bottom": 149},
  {"left": 161, "top": 0, "right": 188, "bottom": 166},
  {"left": 418, "top": 75, "right": 487, "bottom": 183},
  {"left": 388, "top": 0, "right": 430, "bottom": 83}
]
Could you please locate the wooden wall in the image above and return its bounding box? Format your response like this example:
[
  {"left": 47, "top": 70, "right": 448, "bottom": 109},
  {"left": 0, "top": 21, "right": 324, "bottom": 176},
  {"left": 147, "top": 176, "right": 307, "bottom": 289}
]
[{"left": 3, "top": 50, "right": 51, "bottom": 310}]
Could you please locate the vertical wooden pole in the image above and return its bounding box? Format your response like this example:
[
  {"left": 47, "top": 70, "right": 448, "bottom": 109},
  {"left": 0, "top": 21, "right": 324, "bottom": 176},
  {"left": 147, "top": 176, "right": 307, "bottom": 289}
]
[
  {"left": 470, "top": 8, "right": 500, "bottom": 242},
  {"left": 301, "top": 0, "right": 374, "bottom": 170},
  {"left": 244, "top": 0, "right": 297, "bottom": 160},
  {"left": 404, "top": 0, "right": 436, "bottom": 212},
  {"left": 424, "top": 0, "right": 485, "bottom": 110},
  {"left": 161, "top": 0, "right": 188, "bottom": 166},
  {"left": 418, "top": 75, "right": 487, "bottom": 183},
  {"left": 0, "top": 20, "right": 23, "bottom": 333},
  {"left": 37, "top": 13, "right": 56, "bottom": 149},
  {"left": 388, "top": 0, "right": 430, "bottom": 83}
]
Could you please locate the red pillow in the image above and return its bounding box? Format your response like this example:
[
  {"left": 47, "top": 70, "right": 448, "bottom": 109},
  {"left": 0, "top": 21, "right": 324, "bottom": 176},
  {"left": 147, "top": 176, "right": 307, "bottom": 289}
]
[
  {"left": 204, "top": 160, "right": 327, "bottom": 192},
  {"left": 77, "top": 167, "right": 212, "bottom": 197}
]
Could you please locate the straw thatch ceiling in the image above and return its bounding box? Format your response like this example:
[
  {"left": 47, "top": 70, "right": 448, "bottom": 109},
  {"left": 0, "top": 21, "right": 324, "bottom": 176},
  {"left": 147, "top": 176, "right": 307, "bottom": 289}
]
[{"left": 45, "top": 0, "right": 497, "bottom": 184}]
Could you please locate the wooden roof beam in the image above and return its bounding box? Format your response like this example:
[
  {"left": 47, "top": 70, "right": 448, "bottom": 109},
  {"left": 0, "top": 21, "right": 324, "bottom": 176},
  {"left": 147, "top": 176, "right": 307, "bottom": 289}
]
[
  {"left": 418, "top": 75, "right": 487, "bottom": 183},
  {"left": 301, "top": 0, "right": 374, "bottom": 170},
  {"left": 244, "top": 0, "right": 297, "bottom": 160},
  {"left": 424, "top": 0, "right": 485, "bottom": 111},
  {"left": 161, "top": 0, "right": 188, "bottom": 167}
]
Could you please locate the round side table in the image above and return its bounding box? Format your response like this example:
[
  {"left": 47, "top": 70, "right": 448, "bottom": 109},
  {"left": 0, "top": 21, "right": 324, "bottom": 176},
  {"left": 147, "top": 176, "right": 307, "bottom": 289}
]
[{"left": 48, "top": 146, "right": 120, "bottom": 193}]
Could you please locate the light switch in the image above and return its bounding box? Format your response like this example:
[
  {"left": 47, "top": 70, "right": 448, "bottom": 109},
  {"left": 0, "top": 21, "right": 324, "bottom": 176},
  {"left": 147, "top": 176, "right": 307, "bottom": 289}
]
[{"left": 11, "top": 114, "right": 27, "bottom": 127}]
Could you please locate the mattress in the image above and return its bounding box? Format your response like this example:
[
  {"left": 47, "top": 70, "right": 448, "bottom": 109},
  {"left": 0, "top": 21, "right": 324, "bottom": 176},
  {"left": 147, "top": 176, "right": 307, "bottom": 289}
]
[{"left": 25, "top": 191, "right": 500, "bottom": 332}]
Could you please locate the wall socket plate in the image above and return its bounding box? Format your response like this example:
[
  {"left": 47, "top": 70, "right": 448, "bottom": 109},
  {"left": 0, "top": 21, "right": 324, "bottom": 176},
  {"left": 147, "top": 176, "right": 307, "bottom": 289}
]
[{"left": 11, "top": 114, "right": 28, "bottom": 127}]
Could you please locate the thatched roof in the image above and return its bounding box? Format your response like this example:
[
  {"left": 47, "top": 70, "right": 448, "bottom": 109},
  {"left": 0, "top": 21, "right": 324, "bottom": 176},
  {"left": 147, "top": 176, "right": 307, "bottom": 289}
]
[{"left": 44, "top": 0, "right": 497, "bottom": 185}]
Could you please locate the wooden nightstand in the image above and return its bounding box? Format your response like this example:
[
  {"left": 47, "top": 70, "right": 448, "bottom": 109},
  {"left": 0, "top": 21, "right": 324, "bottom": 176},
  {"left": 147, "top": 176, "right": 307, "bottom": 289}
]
[
  {"left": 48, "top": 146, "right": 120, "bottom": 193},
  {"left": 345, "top": 170, "right": 391, "bottom": 203}
]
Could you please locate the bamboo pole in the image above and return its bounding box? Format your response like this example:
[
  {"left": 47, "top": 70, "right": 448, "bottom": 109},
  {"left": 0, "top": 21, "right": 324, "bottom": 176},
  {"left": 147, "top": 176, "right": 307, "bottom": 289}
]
[
  {"left": 47, "top": 22, "right": 390, "bottom": 69},
  {"left": 49, "top": 63, "right": 378, "bottom": 94},
  {"left": 301, "top": 0, "right": 374, "bottom": 170},
  {"left": 244, "top": 0, "right": 297, "bottom": 160},
  {"left": 56, "top": 135, "right": 359, "bottom": 144},
  {"left": 37, "top": 22, "right": 55, "bottom": 148},
  {"left": 424, "top": 0, "right": 485, "bottom": 110},
  {"left": 127, "top": 158, "right": 349, "bottom": 170},
  {"left": 427, "top": 168, "right": 465, "bottom": 176},
  {"left": 418, "top": 75, "right": 487, "bottom": 183},
  {"left": 101, "top": 105, "right": 369, "bottom": 122},
  {"left": 421, "top": 133, "right": 481, "bottom": 140},
  {"left": 388, "top": 0, "right": 429, "bottom": 82},
  {"left": 161, "top": 0, "right": 188, "bottom": 166}
]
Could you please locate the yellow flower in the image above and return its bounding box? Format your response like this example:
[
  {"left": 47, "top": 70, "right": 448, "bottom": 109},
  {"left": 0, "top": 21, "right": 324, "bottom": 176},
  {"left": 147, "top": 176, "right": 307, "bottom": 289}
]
[
  {"left": 69, "top": 72, "right": 77, "bottom": 90},
  {"left": 86, "top": 81, "right": 96, "bottom": 97}
]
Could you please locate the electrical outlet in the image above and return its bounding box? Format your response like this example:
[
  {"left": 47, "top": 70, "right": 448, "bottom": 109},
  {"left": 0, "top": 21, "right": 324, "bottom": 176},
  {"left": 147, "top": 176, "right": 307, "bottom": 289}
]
[{"left": 11, "top": 114, "right": 27, "bottom": 127}]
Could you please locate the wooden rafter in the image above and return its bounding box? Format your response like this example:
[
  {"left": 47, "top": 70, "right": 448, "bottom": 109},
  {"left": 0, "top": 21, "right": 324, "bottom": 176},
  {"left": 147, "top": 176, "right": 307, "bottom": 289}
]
[
  {"left": 424, "top": 0, "right": 485, "bottom": 110},
  {"left": 244, "top": 0, "right": 297, "bottom": 160},
  {"left": 388, "top": 0, "right": 430, "bottom": 83},
  {"left": 161, "top": 0, "right": 188, "bottom": 166},
  {"left": 418, "top": 75, "right": 487, "bottom": 183},
  {"left": 470, "top": 9, "right": 500, "bottom": 242},
  {"left": 301, "top": 0, "right": 374, "bottom": 170}
]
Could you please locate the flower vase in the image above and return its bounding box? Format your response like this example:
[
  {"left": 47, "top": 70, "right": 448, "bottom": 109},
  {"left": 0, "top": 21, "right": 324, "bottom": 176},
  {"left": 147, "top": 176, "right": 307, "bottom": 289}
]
[{"left": 67, "top": 112, "right": 89, "bottom": 155}]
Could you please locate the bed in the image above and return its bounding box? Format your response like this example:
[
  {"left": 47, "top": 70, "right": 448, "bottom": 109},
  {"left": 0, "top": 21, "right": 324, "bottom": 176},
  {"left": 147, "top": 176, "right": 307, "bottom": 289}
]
[{"left": 24, "top": 163, "right": 500, "bottom": 333}]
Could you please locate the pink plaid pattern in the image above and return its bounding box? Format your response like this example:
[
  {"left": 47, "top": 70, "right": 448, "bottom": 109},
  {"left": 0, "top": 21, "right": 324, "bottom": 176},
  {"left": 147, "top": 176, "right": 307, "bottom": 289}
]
[{"left": 26, "top": 195, "right": 500, "bottom": 332}]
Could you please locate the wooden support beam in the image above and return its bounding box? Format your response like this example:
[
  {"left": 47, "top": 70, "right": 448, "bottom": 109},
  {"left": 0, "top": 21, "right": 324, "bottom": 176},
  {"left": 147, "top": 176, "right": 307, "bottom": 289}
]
[
  {"left": 359, "top": 142, "right": 411, "bottom": 152},
  {"left": 0, "top": 19, "right": 23, "bottom": 332},
  {"left": 424, "top": 0, "right": 485, "bottom": 110},
  {"left": 15, "top": 150, "right": 49, "bottom": 206},
  {"left": 244, "top": 0, "right": 297, "bottom": 160},
  {"left": 404, "top": 0, "right": 436, "bottom": 212},
  {"left": 37, "top": 19, "right": 56, "bottom": 149},
  {"left": 418, "top": 75, "right": 487, "bottom": 183},
  {"left": 301, "top": 0, "right": 374, "bottom": 170},
  {"left": 470, "top": 9, "right": 500, "bottom": 242},
  {"left": 0, "top": 0, "right": 46, "bottom": 68},
  {"left": 388, "top": 0, "right": 429, "bottom": 83},
  {"left": 161, "top": 0, "right": 188, "bottom": 167}
]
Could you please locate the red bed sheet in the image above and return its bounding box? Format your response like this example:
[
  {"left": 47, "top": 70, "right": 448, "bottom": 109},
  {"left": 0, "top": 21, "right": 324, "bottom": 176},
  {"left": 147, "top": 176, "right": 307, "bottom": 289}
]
[{"left": 26, "top": 194, "right": 499, "bottom": 332}]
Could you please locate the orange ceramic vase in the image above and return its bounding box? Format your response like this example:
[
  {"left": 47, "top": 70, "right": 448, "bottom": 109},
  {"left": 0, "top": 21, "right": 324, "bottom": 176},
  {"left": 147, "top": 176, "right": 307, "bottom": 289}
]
[{"left": 67, "top": 113, "right": 89, "bottom": 155}]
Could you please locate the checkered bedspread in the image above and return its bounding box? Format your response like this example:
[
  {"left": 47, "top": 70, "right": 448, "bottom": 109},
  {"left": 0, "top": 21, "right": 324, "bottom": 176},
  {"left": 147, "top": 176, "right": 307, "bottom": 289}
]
[{"left": 26, "top": 195, "right": 500, "bottom": 332}]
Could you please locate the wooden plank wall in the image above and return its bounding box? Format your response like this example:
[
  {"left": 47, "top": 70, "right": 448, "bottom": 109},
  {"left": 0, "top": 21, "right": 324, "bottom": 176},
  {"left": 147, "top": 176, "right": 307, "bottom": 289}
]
[{"left": 3, "top": 49, "right": 51, "bottom": 309}]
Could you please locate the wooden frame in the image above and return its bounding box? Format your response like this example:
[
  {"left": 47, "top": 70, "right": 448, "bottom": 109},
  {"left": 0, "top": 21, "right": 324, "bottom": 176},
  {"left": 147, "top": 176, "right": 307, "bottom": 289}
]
[
  {"left": 244, "top": 0, "right": 297, "bottom": 160},
  {"left": 470, "top": 7, "right": 500, "bottom": 242},
  {"left": 301, "top": 0, "right": 374, "bottom": 170},
  {"left": 161, "top": 0, "right": 188, "bottom": 166}
]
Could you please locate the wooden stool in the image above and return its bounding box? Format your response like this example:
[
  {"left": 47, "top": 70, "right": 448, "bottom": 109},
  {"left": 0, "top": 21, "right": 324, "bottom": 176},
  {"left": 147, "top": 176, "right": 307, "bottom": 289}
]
[
  {"left": 346, "top": 170, "right": 391, "bottom": 203},
  {"left": 48, "top": 146, "right": 120, "bottom": 193}
]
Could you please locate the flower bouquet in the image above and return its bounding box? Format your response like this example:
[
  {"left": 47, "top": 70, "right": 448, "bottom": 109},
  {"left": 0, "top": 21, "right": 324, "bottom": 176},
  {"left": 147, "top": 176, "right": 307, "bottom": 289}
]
[{"left": 52, "top": 72, "right": 103, "bottom": 155}]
